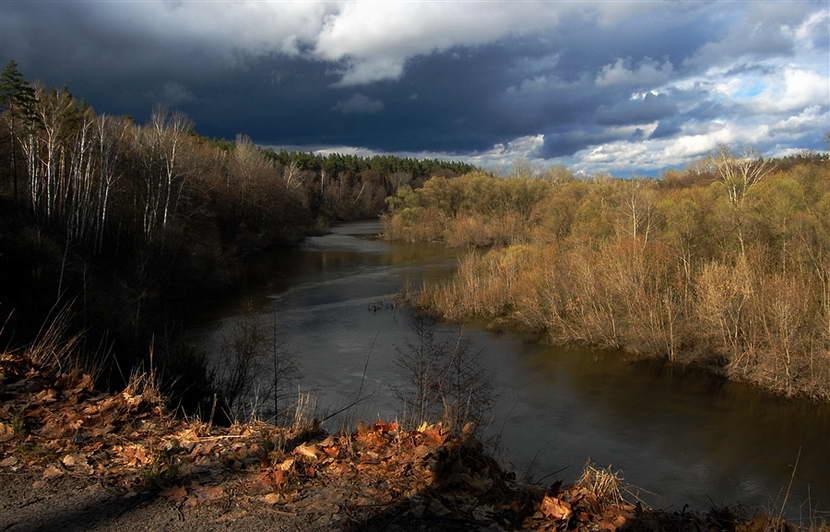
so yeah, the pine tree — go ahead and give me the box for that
[0,60,37,200]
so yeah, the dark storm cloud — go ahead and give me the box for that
[595,93,678,126]
[1,0,827,173]
[650,120,683,140]
[539,128,639,159]
[648,98,728,140]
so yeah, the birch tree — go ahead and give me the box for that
[134,109,191,244]
[710,146,773,255]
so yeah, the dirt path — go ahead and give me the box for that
[0,471,323,532]
[0,468,495,531]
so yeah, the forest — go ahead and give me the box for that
[0,61,471,410]
[384,151,830,399]
[4,0,830,527]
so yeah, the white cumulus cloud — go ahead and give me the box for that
[314,1,564,85]
[750,67,830,113]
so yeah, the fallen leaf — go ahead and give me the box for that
[0,456,19,467]
[278,457,295,471]
[35,388,58,403]
[421,427,445,445]
[62,454,83,467]
[71,374,94,394]
[271,469,286,487]
[540,495,572,521]
[124,393,144,408]
[322,446,339,458]
[261,493,281,505]
[0,423,14,442]
[83,441,104,453]
[292,443,317,460]
[120,444,150,467]
[43,464,64,479]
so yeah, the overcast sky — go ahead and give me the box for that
[2,0,828,175]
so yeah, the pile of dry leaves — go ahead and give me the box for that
[0,351,798,530]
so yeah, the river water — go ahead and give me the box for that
[189,220,830,519]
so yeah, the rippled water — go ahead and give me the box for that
[188,220,830,519]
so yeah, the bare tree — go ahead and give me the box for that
[15,87,123,251]
[438,330,493,432]
[709,146,774,255]
[270,304,299,424]
[395,316,492,433]
[215,307,299,423]
[395,316,441,427]
[620,181,654,246]
[283,159,302,189]
[216,314,268,419]
[133,109,191,244]
[93,115,128,252]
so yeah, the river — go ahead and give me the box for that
[188,220,830,520]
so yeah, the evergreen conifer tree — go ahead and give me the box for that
[0,60,37,199]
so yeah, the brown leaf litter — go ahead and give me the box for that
[0,351,808,530]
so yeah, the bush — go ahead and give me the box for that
[399,157,830,399]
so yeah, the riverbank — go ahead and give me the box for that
[0,71,476,420]
[383,158,830,402]
[190,219,830,518]
[0,348,805,531]
[409,242,830,402]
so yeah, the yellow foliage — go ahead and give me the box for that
[399,158,830,399]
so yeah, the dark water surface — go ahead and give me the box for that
[189,220,830,519]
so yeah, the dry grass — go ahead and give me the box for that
[26,305,82,372]
[419,239,830,399]
[291,390,318,432]
[124,365,164,407]
[576,462,626,509]
[390,157,830,400]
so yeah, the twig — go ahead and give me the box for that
[319,393,375,424]
[208,393,217,429]
[356,331,379,401]
[534,465,569,485]
[779,446,802,520]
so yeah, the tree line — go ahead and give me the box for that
[0,61,473,256]
[259,150,474,221]
[384,149,830,400]
[0,60,472,412]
